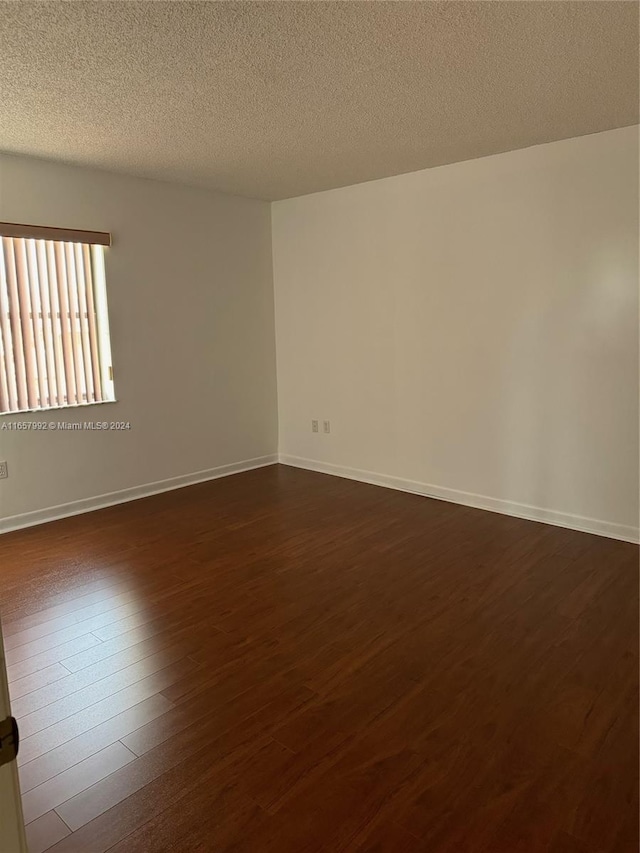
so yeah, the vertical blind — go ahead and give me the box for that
[0,224,114,414]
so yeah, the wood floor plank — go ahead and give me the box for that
[53,713,256,832]
[19,652,192,740]
[101,779,263,853]
[55,678,315,832]
[6,634,102,683]
[123,675,314,758]
[57,610,221,673]
[5,614,96,651]
[345,820,422,852]
[22,741,136,824]
[2,465,636,853]
[548,831,601,853]
[5,582,198,662]
[6,615,126,665]
[239,732,351,814]
[17,658,199,766]
[44,684,312,853]
[24,810,71,853]
[5,587,160,652]
[2,577,128,625]
[3,567,188,642]
[13,643,193,722]
[18,694,173,794]
[87,589,216,643]
[3,586,135,638]
[8,662,70,699]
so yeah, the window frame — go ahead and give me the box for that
[0,223,116,416]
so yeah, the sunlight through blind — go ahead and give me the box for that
[0,225,114,414]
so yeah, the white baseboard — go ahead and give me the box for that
[279,454,640,544]
[0,454,278,535]
[3,452,637,544]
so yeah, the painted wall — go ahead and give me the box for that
[272,126,639,540]
[0,154,278,524]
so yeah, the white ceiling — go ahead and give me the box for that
[1,1,638,201]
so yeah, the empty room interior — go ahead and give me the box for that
[0,2,638,852]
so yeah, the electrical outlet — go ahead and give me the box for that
[323,420,331,434]
[0,461,7,479]
[311,420,319,433]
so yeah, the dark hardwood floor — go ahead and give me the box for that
[0,464,637,853]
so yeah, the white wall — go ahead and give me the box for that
[0,154,278,526]
[2,129,637,540]
[273,126,639,541]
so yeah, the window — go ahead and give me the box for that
[0,222,115,414]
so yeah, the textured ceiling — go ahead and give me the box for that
[1,1,638,200]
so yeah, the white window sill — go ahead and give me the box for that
[0,399,118,417]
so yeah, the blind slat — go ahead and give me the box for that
[46,241,68,407]
[83,245,103,403]
[0,247,19,412]
[35,240,60,408]
[0,252,11,411]
[53,242,78,406]
[64,243,88,403]
[72,243,95,403]
[2,238,30,410]
[14,239,41,409]
[25,240,51,408]
[0,341,9,413]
